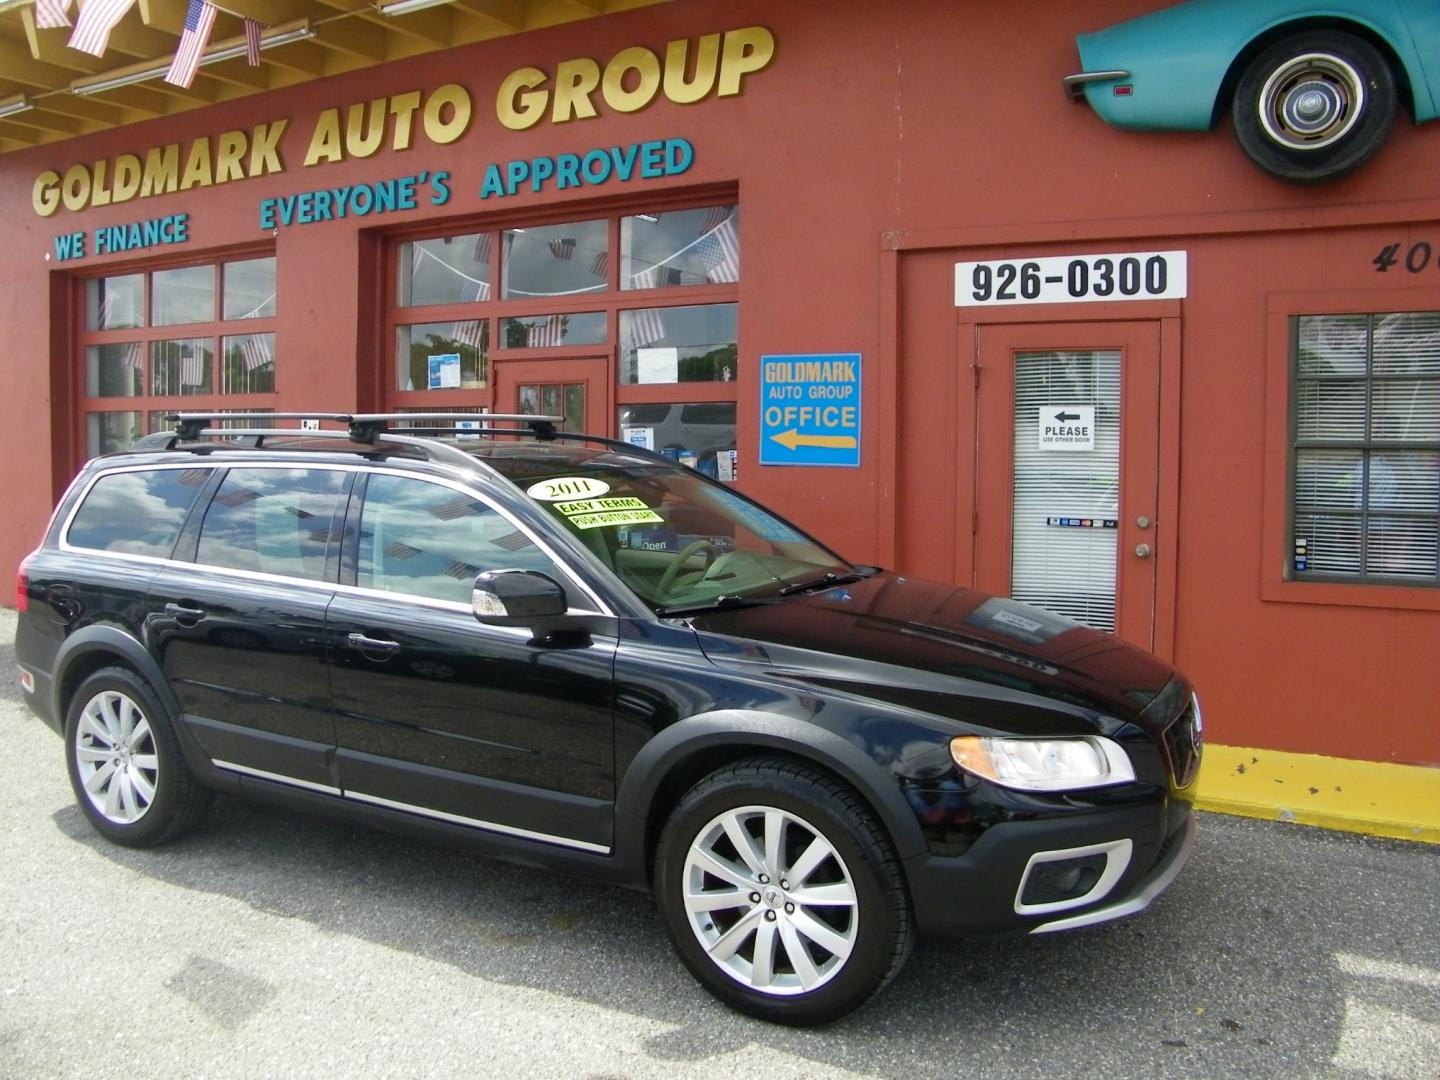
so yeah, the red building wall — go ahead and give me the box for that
[2,0,1437,765]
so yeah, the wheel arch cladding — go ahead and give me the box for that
[615,710,931,874]
[1216,18,1415,127]
[54,626,181,727]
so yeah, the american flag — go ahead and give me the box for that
[472,233,492,264]
[36,0,72,28]
[626,309,666,349]
[590,250,608,279]
[701,205,735,233]
[120,341,144,368]
[460,275,490,303]
[68,0,137,56]
[630,265,657,290]
[526,315,566,348]
[452,320,484,351]
[164,0,218,89]
[697,217,739,284]
[548,238,576,261]
[240,334,273,372]
[179,348,205,387]
[243,18,263,65]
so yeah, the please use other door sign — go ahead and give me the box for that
[760,353,861,467]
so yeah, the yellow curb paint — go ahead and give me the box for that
[1196,744,1440,844]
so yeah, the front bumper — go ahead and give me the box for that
[903,802,1195,937]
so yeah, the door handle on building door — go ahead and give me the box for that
[1134,544,1152,558]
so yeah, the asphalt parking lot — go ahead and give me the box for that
[2,612,1437,1080]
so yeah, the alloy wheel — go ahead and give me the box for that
[74,690,159,825]
[681,804,859,995]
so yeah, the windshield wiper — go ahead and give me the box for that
[655,594,777,617]
[776,571,868,596]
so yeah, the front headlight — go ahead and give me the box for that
[949,735,1136,792]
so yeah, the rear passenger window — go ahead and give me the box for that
[68,468,209,557]
[357,475,560,603]
[196,468,345,580]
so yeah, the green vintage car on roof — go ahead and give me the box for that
[1064,0,1440,184]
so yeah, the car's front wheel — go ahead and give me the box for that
[1231,30,1396,185]
[64,666,212,847]
[654,759,913,1025]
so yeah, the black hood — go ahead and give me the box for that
[687,572,1179,732]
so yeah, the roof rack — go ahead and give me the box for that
[131,411,682,471]
[129,412,564,470]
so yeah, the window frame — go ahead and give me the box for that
[381,193,741,419]
[340,468,611,615]
[74,250,279,462]
[1262,288,1440,611]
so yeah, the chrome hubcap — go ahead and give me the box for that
[681,805,858,996]
[1259,52,1364,150]
[74,690,158,825]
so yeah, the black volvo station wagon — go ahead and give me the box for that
[16,412,1202,1025]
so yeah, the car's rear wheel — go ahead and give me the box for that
[1232,30,1396,185]
[64,666,212,847]
[654,758,913,1025]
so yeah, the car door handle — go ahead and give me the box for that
[164,602,206,621]
[347,632,400,654]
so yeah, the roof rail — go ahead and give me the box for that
[162,411,563,442]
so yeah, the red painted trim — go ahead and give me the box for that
[885,199,1440,253]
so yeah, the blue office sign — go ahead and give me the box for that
[759,353,861,467]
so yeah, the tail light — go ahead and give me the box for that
[16,554,33,613]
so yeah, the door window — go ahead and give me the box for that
[195,468,346,579]
[356,475,561,603]
[1010,350,1122,631]
[67,467,211,557]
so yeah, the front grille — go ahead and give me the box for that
[1161,698,1202,787]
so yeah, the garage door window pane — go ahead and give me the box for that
[152,265,215,326]
[502,220,607,300]
[619,303,737,384]
[151,338,213,395]
[618,402,737,480]
[86,342,145,397]
[86,275,144,331]
[398,321,487,390]
[402,234,493,307]
[222,334,276,393]
[622,205,739,289]
[86,412,143,457]
[501,311,606,348]
[223,257,276,320]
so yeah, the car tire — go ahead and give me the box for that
[1231,30,1396,185]
[64,666,212,848]
[654,758,914,1026]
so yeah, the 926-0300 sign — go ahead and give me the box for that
[955,250,1188,307]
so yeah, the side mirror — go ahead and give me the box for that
[472,569,568,625]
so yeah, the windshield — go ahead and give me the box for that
[486,448,855,612]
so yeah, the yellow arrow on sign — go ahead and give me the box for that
[770,429,858,451]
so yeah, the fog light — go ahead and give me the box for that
[1020,854,1106,905]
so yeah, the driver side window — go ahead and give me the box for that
[357,474,561,604]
